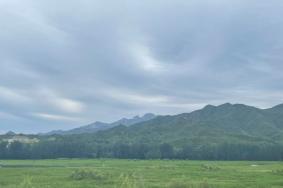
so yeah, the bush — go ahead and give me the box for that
[70,169,105,181]
[201,164,220,171]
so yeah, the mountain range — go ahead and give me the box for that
[82,103,283,146]
[2,103,283,160]
[43,113,156,135]
[11,103,283,145]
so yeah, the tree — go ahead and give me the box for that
[160,143,174,159]
[0,142,8,159]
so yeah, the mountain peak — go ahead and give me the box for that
[202,103,233,111]
[143,113,155,118]
[203,104,216,110]
[266,103,283,114]
[271,103,283,109]
[44,113,156,135]
[218,103,233,108]
[5,131,16,136]
[114,113,156,126]
[133,115,140,119]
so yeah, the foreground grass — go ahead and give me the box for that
[0,159,282,188]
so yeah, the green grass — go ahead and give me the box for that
[0,159,282,188]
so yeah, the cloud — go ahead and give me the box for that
[103,88,169,105]
[31,113,82,122]
[35,88,86,113]
[51,98,85,113]
[129,43,166,73]
[0,111,22,120]
[0,0,283,133]
[0,86,30,103]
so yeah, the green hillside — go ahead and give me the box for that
[1,103,283,160]
[91,103,283,145]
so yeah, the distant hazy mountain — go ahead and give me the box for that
[5,131,16,136]
[44,113,156,135]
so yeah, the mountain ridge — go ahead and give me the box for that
[2,103,283,160]
[90,103,283,146]
[43,113,156,135]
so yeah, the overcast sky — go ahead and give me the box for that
[1,0,283,133]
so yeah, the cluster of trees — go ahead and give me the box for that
[1,139,283,160]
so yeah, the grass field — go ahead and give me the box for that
[0,159,283,188]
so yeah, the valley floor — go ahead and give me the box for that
[0,159,282,188]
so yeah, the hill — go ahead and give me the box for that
[90,103,283,146]
[44,113,156,135]
[40,103,283,160]
[2,103,283,160]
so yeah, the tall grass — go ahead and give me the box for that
[116,173,145,188]
[167,180,215,188]
[18,176,34,188]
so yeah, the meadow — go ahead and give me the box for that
[0,159,282,188]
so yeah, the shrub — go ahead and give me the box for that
[70,169,105,181]
[201,164,220,171]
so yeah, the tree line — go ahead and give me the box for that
[0,140,283,160]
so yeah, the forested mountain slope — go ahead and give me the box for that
[2,103,283,160]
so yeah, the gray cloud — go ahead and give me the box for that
[0,0,283,133]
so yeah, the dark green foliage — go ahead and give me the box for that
[2,103,283,160]
[160,143,174,159]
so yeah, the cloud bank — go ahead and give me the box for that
[0,0,283,133]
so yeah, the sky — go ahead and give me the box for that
[1,0,283,133]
